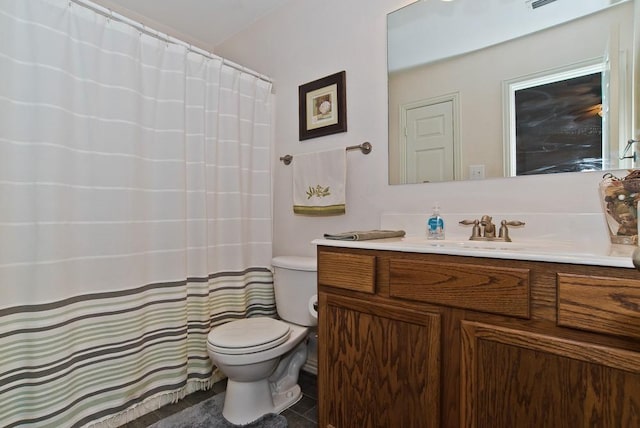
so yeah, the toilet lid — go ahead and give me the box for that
[207,318,291,355]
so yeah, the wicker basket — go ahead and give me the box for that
[599,174,640,245]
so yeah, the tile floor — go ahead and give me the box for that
[120,370,318,427]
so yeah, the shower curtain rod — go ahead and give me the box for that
[69,0,273,85]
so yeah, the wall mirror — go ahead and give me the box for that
[387,0,637,184]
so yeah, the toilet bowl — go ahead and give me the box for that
[206,256,317,425]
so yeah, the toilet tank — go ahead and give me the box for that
[272,256,317,327]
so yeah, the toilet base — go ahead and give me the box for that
[272,383,302,413]
[269,337,306,412]
[221,340,308,425]
[222,378,272,425]
[221,379,302,425]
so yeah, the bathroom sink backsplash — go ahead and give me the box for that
[380,211,611,249]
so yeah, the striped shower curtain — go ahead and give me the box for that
[0,0,274,426]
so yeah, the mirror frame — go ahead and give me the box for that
[387,0,637,185]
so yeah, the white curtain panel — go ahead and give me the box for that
[0,0,274,426]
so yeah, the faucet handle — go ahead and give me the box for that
[459,219,481,239]
[498,220,525,242]
[459,219,478,226]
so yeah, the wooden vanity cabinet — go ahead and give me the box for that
[317,249,441,428]
[460,320,640,427]
[320,292,441,428]
[317,246,640,428]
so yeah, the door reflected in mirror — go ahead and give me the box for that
[402,94,459,183]
[388,0,636,185]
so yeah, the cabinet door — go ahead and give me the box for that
[319,292,441,428]
[461,321,640,428]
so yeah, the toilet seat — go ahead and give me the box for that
[208,318,291,355]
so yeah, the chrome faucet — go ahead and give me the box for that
[459,216,525,242]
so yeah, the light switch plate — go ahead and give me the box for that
[469,164,485,180]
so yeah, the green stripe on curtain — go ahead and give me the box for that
[0,269,275,428]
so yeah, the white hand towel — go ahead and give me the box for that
[293,148,346,216]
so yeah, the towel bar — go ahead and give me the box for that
[279,142,372,165]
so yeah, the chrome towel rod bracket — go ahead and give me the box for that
[279,142,372,165]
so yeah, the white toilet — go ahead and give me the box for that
[206,256,318,425]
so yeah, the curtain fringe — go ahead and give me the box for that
[87,370,226,428]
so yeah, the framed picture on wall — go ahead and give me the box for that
[298,71,347,141]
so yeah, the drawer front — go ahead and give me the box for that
[318,250,376,293]
[389,259,530,318]
[558,273,640,339]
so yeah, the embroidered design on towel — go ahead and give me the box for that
[307,185,331,199]
[292,148,346,216]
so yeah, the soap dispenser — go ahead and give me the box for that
[427,203,445,240]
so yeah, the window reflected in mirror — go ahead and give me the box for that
[505,64,604,176]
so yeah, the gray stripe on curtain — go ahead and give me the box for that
[1,268,276,427]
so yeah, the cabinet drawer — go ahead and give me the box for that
[318,250,376,293]
[558,273,640,339]
[389,259,530,318]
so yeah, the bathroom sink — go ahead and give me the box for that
[398,236,581,254]
[424,240,527,251]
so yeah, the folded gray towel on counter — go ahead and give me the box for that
[323,229,406,241]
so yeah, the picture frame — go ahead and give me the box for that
[298,71,347,141]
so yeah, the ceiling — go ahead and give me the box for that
[90,0,291,49]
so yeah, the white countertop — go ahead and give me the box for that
[312,236,637,269]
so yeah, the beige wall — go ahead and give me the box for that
[389,3,633,182]
[216,0,635,258]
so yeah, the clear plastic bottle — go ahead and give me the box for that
[427,203,445,240]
